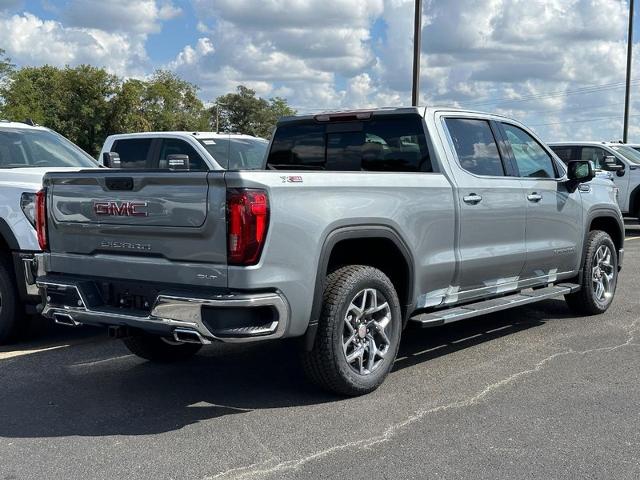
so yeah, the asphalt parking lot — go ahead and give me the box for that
[1,226,639,480]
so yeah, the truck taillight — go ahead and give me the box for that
[35,189,48,250]
[227,189,269,266]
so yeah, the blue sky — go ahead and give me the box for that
[1,0,639,141]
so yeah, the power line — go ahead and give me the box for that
[528,113,640,128]
[462,79,640,108]
[498,101,628,117]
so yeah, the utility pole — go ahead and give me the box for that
[411,0,423,106]
[624,0,634,142]
[214,102,228,133]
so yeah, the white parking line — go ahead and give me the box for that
[627,236,640,241]
[0,344,69,360]
[71,355,133,367]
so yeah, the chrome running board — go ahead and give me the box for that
[409,284,581,328]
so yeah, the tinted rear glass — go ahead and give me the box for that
[266,114,432,172]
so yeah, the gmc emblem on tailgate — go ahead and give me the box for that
[94,201,148,217]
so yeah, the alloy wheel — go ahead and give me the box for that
[342,288,392,376]
[592,245,615,303]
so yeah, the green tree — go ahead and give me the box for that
[214,85,296,138]
[107,78,151,133]
[142,70,210,132]
[1,64,117,155]
[59,65,119,155]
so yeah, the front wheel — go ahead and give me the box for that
[565,230,618,315]
[302,265,402,396]
[122,334,202,362]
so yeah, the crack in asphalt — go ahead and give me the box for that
[205,318,640,480]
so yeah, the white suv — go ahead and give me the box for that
[549,141,640,219]
[99,132,269,171]
[0,121,98,343]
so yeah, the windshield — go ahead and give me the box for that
[198,137,268,170]
[0,128,97,169]
[610,145,640,165]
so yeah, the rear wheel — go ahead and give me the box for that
[122,334,202,362]
[302,265,402,396]
[565,230,618,315]
[0,254,21,345]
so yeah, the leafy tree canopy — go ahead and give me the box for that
[214,85,296,139]
[0,63,295,156]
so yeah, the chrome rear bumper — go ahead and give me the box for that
[36,275,289,344]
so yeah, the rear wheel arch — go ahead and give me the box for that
[304,226,415,351]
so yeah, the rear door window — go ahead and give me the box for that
[111,138,154,169]
[266,114,432,172]
[444,118,505,176]
[158,139,207,170]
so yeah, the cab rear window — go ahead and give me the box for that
[266,114,432,172]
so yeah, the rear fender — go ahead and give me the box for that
[303,225,415,351]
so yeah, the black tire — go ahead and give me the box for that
[0,254,21,345]
[302,265,402,396]
[565,230,618,316]
[122,334,202,362]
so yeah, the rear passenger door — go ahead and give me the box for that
[500,123,582,282]
[443,117,527,299]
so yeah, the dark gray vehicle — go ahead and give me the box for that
[34,107,624,395]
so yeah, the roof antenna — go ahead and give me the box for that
[23,118,36,126]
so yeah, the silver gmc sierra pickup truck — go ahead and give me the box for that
[35,107,624,395]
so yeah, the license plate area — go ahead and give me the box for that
[96,280,160,315]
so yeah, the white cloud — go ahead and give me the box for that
[2,0,640,141]
[173,0,384,108]
[170,38,214,68]
[0,12,148,76]
[63,0,181,35]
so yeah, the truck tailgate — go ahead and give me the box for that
[44,170,228,288]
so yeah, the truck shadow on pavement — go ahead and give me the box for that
[0,299,573,439]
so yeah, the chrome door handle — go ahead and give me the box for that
[527,193,542,202]
[463,193,482,205]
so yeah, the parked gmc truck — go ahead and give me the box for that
[35,107,623,395]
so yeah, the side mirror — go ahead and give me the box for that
[167,154,190,171]
[102,151,121,168]
[567,160,595,183]
[601,156,624,172]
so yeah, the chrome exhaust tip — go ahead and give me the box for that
[53,313,81,327]
[173,328,210,345]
